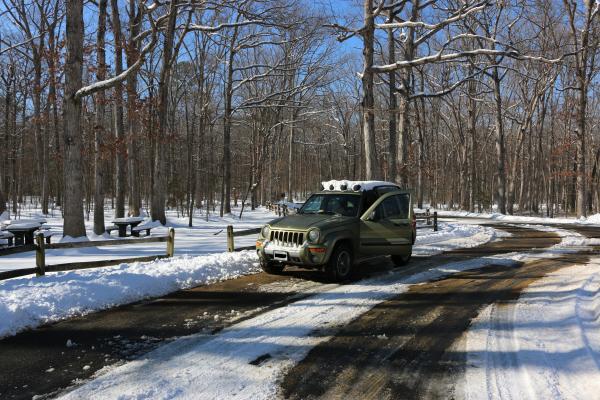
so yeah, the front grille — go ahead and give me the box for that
[270,230,305,247]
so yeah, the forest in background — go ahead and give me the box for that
[0,0,599,237]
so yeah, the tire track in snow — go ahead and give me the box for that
[283,226,596,400]
[464,227,600,400]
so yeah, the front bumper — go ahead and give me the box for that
[257,239,328,267]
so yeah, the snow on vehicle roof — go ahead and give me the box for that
[321,180,399,192]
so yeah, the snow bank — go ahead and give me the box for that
[587,213,600,224]
[0,251,259,339]
[414,222,503,256]
[440,210,600,225]
[463,258,600,400]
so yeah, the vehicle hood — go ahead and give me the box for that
[268,214,355,231]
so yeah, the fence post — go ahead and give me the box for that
[35,232,45,276]
[426,208,431,225]
[433,212,438,232]
[227,225,235,252]
[166,228,175,257]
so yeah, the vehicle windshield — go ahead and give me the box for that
[299,194,361,217]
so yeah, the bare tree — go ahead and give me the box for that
[562,0,599,217]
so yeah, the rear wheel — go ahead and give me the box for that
[326,244,354,282]
[261,259,285,274]
[391,253,411,267]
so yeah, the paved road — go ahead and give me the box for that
[0,222,597,399]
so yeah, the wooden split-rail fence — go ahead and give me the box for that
[415,210,438,231]
[266,202,289,217]
[0,228,175,281]
[226,226,261,252]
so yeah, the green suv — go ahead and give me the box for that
[256,181,416,281]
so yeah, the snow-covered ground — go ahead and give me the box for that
[0,206,273,272]
[439,210,600,225]
[56,226,591,399]
[0,221,494,339]
[414,223,504,256]
[463,236,600,400]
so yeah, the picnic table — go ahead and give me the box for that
[0,231,14,246]
[111,217,145,237]
[2,222,45,245]
[1,218,47,228]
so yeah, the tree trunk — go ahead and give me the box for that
[32,48,49,215]
[287,120,294,201]
[127,0,142,217]
[110,0,126,218]
[151,1,178,224]
[221,26,238,216]
[387,25,397,181]
[63,0,86,237]
[575,87,587,217]
[467,78,477,212]
[2,67,12,216]
[93,0,108,235]
[361,0,379,180]
[47,23,62,206]
[492,69,507,214]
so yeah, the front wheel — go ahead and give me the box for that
[391,253,411,267]
[325,244,354,282]
[260,259,285,274]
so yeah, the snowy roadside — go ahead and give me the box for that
[463,236,600,400]
[0,251,260,339]
[0,222,494,340]
[439,210,600,225]
[56,226,586,400]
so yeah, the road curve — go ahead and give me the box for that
[281,225,597,400]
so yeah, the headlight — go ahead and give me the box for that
[261,225,271,239]
[307,228,320,243]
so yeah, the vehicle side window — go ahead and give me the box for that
[363,190,378,211]
[394,194,410,219]
[381,196,402,219]
[372,203,385,221]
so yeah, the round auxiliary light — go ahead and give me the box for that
[353,184,362,191]
[329,184,335,190]
[261,225,271,239]
[340,183,348,191]
[307,228,320,243]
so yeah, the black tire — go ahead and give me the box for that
[325,244,354,282]
[391,253,411,267]
[260,259,285,274]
